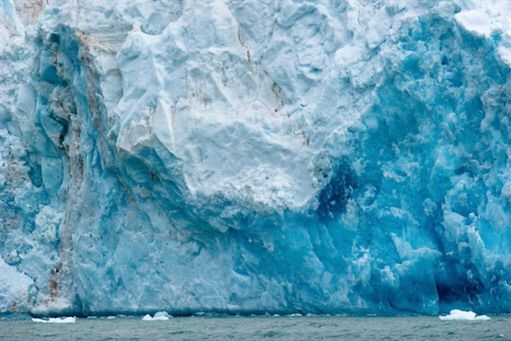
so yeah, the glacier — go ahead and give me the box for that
[0,0,511,316]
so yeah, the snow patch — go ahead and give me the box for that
[455,1,511,65]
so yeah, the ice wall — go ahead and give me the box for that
[0,0,510,315]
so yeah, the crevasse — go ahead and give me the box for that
[0,0,510,316]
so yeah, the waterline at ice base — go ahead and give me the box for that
[1,0,511,317]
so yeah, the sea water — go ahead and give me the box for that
[1,315,510,340]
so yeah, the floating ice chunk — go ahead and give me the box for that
[32,317,76,323]
[154,311,171,319]
[141,311,171,321]
[439,310,490,321]
[439,309,475,320]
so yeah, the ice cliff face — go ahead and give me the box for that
[1,0,511,316]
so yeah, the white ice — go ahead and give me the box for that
[32,317,77,323]
[439,310,490,321]
[141,311,171,321]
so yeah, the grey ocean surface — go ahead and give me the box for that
[1,316,510,340]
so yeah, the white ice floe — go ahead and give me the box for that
[141,311,171,321]
[32,317,76,323]
[439,310,490,321]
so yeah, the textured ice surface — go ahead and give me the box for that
[0,257,33,311]
[1,0,511,316]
